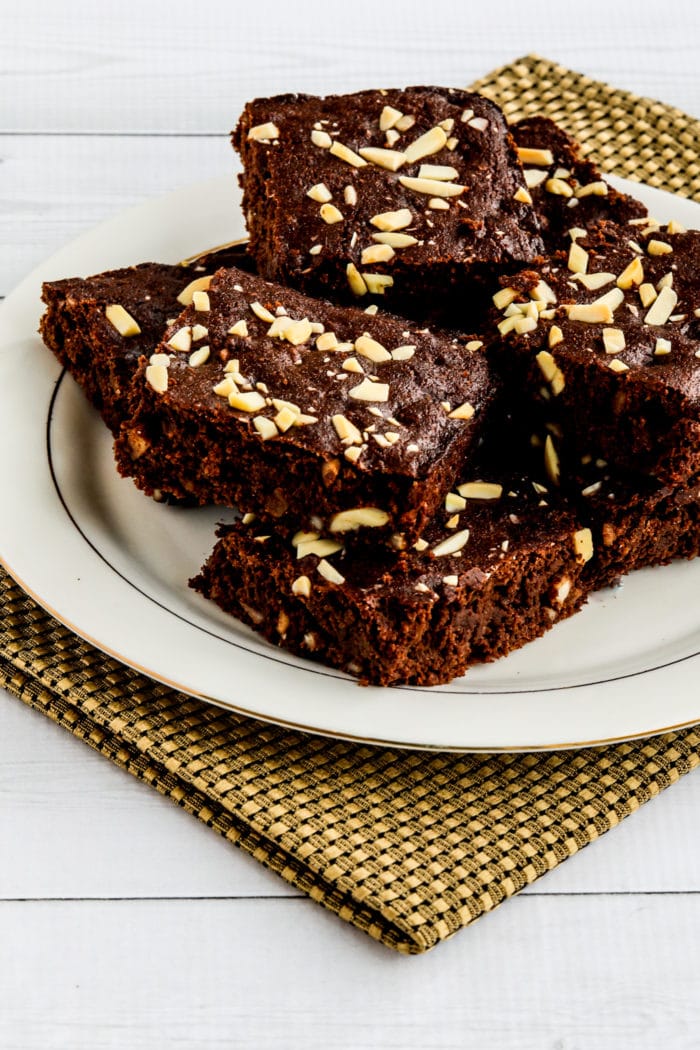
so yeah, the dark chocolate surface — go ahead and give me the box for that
[233,86,544,322]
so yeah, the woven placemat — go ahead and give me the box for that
[3,55,700,954]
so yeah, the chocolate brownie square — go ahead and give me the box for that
[489,220,700,483]
[510,116,647,250]
[115,264,496,542]
[191,466,591,687]
[233,87,544,323]
[39,243,253,433]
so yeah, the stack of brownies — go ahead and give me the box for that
[39,86,700,686]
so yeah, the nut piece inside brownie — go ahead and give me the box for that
[510,116,647,250]
[115,264,497,542]
[191,464,591,687]
[39,243,254,433]
[488,220,700,483]
[233,86,544,323]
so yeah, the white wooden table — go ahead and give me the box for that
[3,3,700,1046]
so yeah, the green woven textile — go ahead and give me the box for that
[2,55,699,953]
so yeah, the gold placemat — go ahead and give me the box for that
[2,55,700,954]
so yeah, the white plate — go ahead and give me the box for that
[1,175,699,752]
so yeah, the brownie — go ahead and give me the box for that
[510,116,647,250]
[563,456,700,590]
[191,467,591,687]
[488,220,700,483]
[115,264,497,542]
[232,87,544,325]
[39,243,253,433]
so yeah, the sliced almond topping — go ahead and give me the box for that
[191,324,208,341]
[248,122,279,141]
[616,256,645,289]
[319,203,344,225]
[466,340,483,350]
[567,303,614,324]
[667,219,686,234]
[548,325,564,348]
[647,239,673,256]
[524,169,548,188]
[188,346,210,368]
[657,272,674,290]
[332,414,363,444]
[229,390,266,412]
[403,125,447,163]
[439,117,455,133]
[497,316,519,336]
[145,363,168,393]
[602,328,625,355]
[467,117,488,131]
[358,146,406,171]
[349,378,389,402]
[513,186,533,204]
[654,338,672,356]
[355,335,391,363]
[546,178,573,197]
[317,559,345,585]
[167,326,192,352]
[342,357,364,374]
[391,344,416,361]
[192,290,210,312]
[329,507,389,532]
[249,301,276,323]
[379,105,403,131]
[395,114,415,132]
[316,331,338,352]
[608,359,629,373]
[428,197,450,210]
[329,141,367,168]
[253,416,278,441]
[573,527,594,564]
[285,318,314,346]
[307,182,333,203]
[531,280,557,304]
[493,287,517,310]
[568,242,589,274]
[638,283,657,308]
[228,320,249,338]
[343,185,358,206]
[385,129,401,148]
[644,285,678,326]
[371,232,418,248]
[361,244,395,265]
[105,304,141,337]
[296,538,343,560]
[292,575,311,598]
[310,129,332,148]
[575,181,608,198]
[344,446,363,463]
[576,272,616,291]
[516,146,554,166]
[457,482,503,500]
[398,175,465,198]
[273,406,298,432]
[417,164,459,181]
[536,350,565,394]
[370,208,413,231]
[177,275,213,307]
[346,263,368,296]
[544,434,560,486]
[432,529,470,557]
[514,316,537,335]
[363,274,394,295]
[149,353,170,367]
[445,492,466,512]
[213,376,236,398]
[460,108,474,123]
[448,401,475,420]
